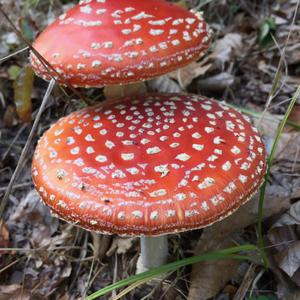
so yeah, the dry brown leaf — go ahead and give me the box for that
[277,241,300,278]
[7,190,59,248]
[92,233,112,259]
[0,285,31,300]
[188,238,240,300]
[58,295,69,300]
[286,76,300,86]
[197,185,293,243]
[197,72,235,92]
[284,291,300,300]
[272,201,300,228]
[0,219,9,255]
[287,105,300,130]
[148,75,182,93]
[13,66,34,123]
[268,224,300,284]
[286,44,300,66]
[189,183,295,299]
[169,61,212,88]
[233,264,257,300]
[267,202,300,280]
[210,33,243,69]
[106,237,136,256]
[254,113,300,160]
[8,190,54,225]
[167,33,243,89]
[104,82,147,103]
[3,105,18,127]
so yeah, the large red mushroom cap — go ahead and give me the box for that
[32,93,266,236]
[30,0,211,87]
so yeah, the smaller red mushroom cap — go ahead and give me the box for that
[30,0,211,87]
[32,93,266,236]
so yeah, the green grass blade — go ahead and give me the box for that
[86,244,257,300]
[111,276,163,300]
[257,85,300,266]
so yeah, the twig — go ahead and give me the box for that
[257,84,300,267]
[258,0,300,126]
[0,4,92,105]
[0,79,56,218]
[0,181,33,193]
[233,264,257,300]
[0,259,20,274]
[0,47,29,64]
[112,252,119,299]
[2,124,27,161]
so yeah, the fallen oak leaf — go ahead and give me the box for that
[168,33,243,89]
[197,72,235,92]
[189,182,295,300]
[188,238,241,300]
[0,220,10,255]
[287,105,300,132]
[106,237,136,256]
[195,184,294,244]
[272,201,300,228]
[0,285,31,300]
[148,75,183,93]
[276,241,300,278]
[267,201,300,281]
[13,65,34,123]
[209,33,243,69]
[168,61,212,88]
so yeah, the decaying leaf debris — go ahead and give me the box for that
[0,0,299,299]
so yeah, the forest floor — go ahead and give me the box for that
[0,0,300,299]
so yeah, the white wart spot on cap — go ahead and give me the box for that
[213,136,224,145]
[71,147,80,155]
[96,155,107,163]
[32,92,266,237]
[85,134,95,142]
[175,193,187,201]
[176,153,191,162]
[118,211,125,220]
[231,146,241,154]
[146,147,161,154]
[80,5,92,14]
[198,177,215,190]
[132,210,143,219]
[150,189,167,197]
[150,211,159,220]
[86,146,95,154]
[121,153,135,161]
[192,132,201,139]
[127,167,139,175]
[105,140,115,149]
[192,144,204,151]
[166,210,176,218]
[222,161,232,171]
[154,165,169,177]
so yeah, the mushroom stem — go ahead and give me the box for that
[136,236,168,274]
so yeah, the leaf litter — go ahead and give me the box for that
[0,0,299,299]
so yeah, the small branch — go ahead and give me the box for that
[0,47,29,64]
[0,5,92,105]
[0,79,56,218]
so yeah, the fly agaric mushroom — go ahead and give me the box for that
[30,0,211,87]
[32,93,266,273]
